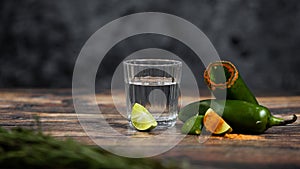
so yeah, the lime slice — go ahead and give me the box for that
[130,103,157,131]
[203,108,232,134]
[181,115,203,135]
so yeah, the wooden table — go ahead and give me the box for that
[0,89,300,169]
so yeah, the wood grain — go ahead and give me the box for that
[0,89,299,169]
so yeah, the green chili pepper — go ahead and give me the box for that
[204,61,258,105]
[179,99,297,134]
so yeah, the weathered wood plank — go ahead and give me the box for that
[0,89,299,168]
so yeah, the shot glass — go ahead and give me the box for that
[123,59,182,129]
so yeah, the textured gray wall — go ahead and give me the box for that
[0,0,299,94]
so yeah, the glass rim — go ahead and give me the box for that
[123,59,182,67]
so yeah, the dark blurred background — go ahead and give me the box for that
[0,0,300,94]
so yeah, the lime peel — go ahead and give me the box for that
[203,108,232,134]
[181,115,203,135]
[130,103,157,131]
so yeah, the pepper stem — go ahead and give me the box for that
[282,114,297,125]
[268,114,297,127]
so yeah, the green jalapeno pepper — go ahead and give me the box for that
[179,99,297,134]
[204,61,259,105]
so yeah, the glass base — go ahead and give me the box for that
[128,118,177,130]
[155,119,177,129]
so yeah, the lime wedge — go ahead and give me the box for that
[130,103,157,131]
[203,108,232,134]
[181,115,203,135]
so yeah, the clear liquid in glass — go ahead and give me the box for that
[126,76,179,129]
